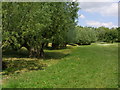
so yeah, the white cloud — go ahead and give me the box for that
[86,20,118,28]
[79,2,118,16]
[79,14,85,19]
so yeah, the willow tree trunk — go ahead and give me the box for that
[39,43,45,58]
[44,42,48,48]
[52,43,59,49]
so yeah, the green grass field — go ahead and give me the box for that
[2,43,118,88]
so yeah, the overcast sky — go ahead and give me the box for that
[77,1,119,28]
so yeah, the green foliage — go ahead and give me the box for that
[2,2,79,57]
[2,31,20,50]
[66,26,118,45]
[69,26,118,45]
[104,28,118,43]
[75,26,97,45]
[96,27,118,43]
[117,27,120,42]
[50,2,79,48]
[66,28,77,43]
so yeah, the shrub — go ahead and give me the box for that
[104,29,118,43]
[75,26,97,45]
[96,27,118,43]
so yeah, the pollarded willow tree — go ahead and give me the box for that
[2,2,79,58]
[2,2,53,57]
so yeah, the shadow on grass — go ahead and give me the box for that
[44,52,70,59]
[2,50,29,58]
[44,47,67,50]
[2,60,47,75]
[3,48,70,60]
[2,48,71,75]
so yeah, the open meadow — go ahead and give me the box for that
[2,43,118,88]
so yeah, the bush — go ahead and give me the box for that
[75,26,97,45]
[104,29,118,43]
[96,27,118,43]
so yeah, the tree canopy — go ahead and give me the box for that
[2,2,79,58]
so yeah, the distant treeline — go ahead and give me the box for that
[68,26,119,45]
